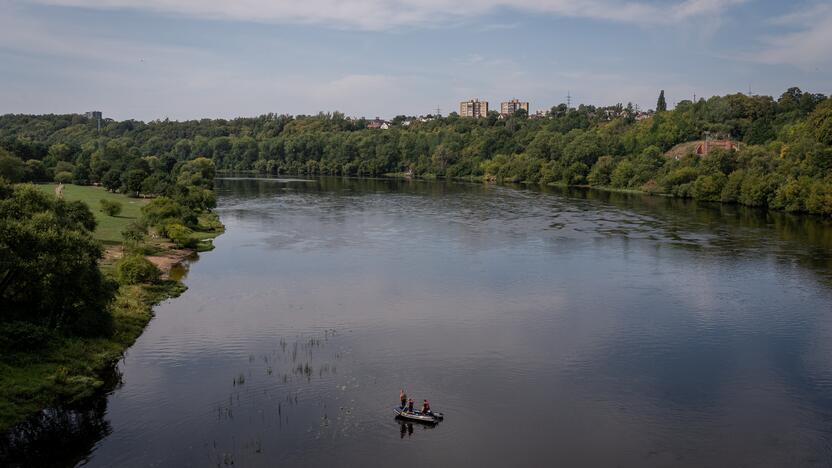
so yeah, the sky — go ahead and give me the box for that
[0,0,830,121]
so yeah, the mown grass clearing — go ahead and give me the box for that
[36,184,148,245]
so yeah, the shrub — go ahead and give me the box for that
[610,160,636,188]
[587,156,615,186]
[164,222,198,248]
[771,177,809,212]
[116,255,161,285]
[121,222,146,246]
[692,174,727,202]
[641,179,661,194]
[806,181,832,216]
[54,171,73,184]
[563,161,588,185]
[671,182,695,198]
[141,196,196,227]
[661,166,700,191]
[739,173,782,207]
[720,170,745,203]
[100,199,122,217]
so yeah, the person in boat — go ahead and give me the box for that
[421,399,431,415]
[407,398,415,412]
[400,389,407,408]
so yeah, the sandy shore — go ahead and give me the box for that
[105,244,195,279]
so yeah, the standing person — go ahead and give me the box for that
[407,398,414,412]
[400,389,407,408]
[421,399,431,415]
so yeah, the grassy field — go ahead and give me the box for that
[36,184,148,245]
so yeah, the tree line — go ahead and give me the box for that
[1,87,831,215]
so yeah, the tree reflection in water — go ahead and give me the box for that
[0,368,120,467]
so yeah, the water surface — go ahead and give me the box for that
[9,177,832,467]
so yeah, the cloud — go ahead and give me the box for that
[747,3,832,68]
[0,0,762,120]
[31,0,747,30]
[0,9,206,66]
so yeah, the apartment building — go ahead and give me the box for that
[500,99,529,116]
[460,99,488,118]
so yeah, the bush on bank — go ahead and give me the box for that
[116,255,161,285]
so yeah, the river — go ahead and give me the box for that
[9,177,832,466]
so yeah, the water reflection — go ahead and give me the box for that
[0,405,110,467]
[0,368,120,467]
[399,421,413,439]
[167,264,186,282]
[397,420,437,439]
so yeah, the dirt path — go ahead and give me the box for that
[104,247,124,262]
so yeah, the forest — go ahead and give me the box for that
[1,87,831,215]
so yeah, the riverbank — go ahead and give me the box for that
[263,171,832,218]
[0,185,224,432]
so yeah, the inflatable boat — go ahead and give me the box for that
[393,406,444,424]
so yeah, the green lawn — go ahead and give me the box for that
[37,184,148,245]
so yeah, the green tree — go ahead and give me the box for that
[121,222,146,249]
[805,181,832,216]
[0,149,25,182]
[122,169,148,197]
[45,143,73,166]
[610,160,636,188]
[692,174,727,201]
[0,183,114,335]
[657,90,667,113]
[176,157,215,190]
[587,156,615,186]
[24,160,48,182]
[102,169,122,192]
[808,99,832,145]
[100,199,122,217]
